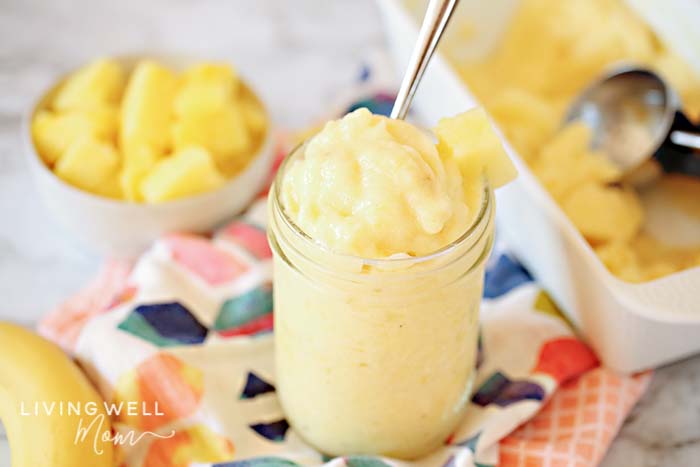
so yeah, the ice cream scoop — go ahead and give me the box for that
[565,67,700,182]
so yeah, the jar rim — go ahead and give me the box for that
[270,140,494,269]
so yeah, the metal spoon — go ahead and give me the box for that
[390,0,460,120]
[565,67,700,181]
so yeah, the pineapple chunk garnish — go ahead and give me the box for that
[172,104,251,167]
[140,147,225,203]
[120,61,177,154]
[435,107,517,188]
[32,108,118,165]
[52,59,125,111]
[174,63,239,116]
[54,135,120,193]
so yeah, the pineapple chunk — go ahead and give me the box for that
[32,108,118,165]
[53,59,125,111]
[85,107,119,139]
[95,172,124,200]
[182,62,239,86]
[172,105,251,166]
[174,63,238,116]
[140,147,225,203]
[54,135,120,193]
[120,145,160,201]
[120,61,177,154]
[563,183,643,243]
[435,107,517,188]
[240,94,268,136]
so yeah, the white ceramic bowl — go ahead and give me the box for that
[23,56,276,258]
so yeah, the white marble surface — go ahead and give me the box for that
[0,1,698,466]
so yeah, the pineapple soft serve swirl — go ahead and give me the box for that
[280,108,488,258]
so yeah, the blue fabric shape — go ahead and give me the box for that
[250,419,290,442]
[215,285,274,331]
[359,64,371,82]
[240,372,276,399]
[121,302,208,346]
[214,458,299,467]
[472,371,545,407]
[346,93,396,117]
[484,254,533,299]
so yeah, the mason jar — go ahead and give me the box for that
[268,142,495,460]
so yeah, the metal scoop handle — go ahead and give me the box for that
[656,112,700,177]
[670,130,700,150]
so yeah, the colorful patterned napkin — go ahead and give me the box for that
[39,89,650,467]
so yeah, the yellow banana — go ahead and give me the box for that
[0,322,113,466]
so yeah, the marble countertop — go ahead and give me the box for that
[0,0,698,465]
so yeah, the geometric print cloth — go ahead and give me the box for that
[39,96,651,467]
[38,194,650,467]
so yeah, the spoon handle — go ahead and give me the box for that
[390,0,460,120]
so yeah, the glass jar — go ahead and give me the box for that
[268,142,495,460]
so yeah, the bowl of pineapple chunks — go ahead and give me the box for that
[25,56,275,256]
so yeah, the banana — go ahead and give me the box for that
[0,322,113,467]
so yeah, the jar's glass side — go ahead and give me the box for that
[272,252,488,458]
[268,141,496,460]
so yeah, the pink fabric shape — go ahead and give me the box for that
[38,259,133,352]
[219,222,272,259]
[163,234,249,286]
[500,368,652,467]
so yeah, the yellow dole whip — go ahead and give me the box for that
[269,108,515,459]
[0,322,113,467]
[451,0,700,282]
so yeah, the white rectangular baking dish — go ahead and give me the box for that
[378,0,700,374]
